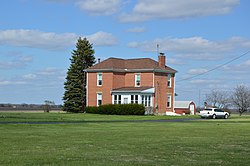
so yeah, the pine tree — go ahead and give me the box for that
[63,37,95,113]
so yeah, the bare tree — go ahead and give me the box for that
[205,89,230,108]
[43,100,55,113]
[231,85,250,116]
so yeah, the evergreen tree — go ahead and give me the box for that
[63,37,95,112]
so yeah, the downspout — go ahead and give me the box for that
[86,72,88,107]
[156,81,159,115]
[173,74,175,113]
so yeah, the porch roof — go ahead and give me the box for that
[111,86,154,93]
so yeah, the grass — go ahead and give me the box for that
[0,113,249,165]
[0,112,198,122]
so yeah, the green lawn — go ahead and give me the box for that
[0,112,198,122]
[0,113,249,166]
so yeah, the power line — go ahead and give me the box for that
[176,50,250,83]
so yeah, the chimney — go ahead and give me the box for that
[98,58,100,63]
[158,52,166,68]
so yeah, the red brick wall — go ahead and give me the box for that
[87,72,113,106]
[141,73,154,87]
[87,71,175,115]
[154,73,175,114]
[125,72,153,87]
[124,73,134,87]
[113,73,125,89]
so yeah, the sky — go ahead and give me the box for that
[0,0,250,106]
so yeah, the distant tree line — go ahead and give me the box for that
[0,103,62,111]
[205,85,250,116]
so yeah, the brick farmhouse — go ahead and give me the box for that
[86,53,177,114]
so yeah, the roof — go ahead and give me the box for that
[86,57,177,73]
[174,101,195,108]
[111,86,154,93]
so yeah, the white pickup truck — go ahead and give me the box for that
[200,108,230,119]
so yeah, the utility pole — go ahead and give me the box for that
[198,89,201,108]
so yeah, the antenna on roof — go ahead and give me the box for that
[157,44,159,55]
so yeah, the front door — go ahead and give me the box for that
[124,98,128,104]
[190,104,195,115]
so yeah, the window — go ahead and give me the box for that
[114,95,121,104]
[141,95,152,107]
[97,93,102,106]
[131,95,138,104]
[167,94,171,108]
[97,73,102,86]
[135,95,138,104]
[118,95,121,104]
[148,96,151,107]
[167,74,171,87]
[114,95,117,104]
[135,74,141,87]
[145,96,148,106]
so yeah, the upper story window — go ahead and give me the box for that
[97,73,102,86]
[135,74,141,87]
[167,74,171,87]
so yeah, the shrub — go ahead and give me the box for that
[84,106,98,114]
[85,104,145,115]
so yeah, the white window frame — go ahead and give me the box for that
[167,74,171,87]
[97,73,102,86]
[131,94,139,104]
[167,94,171,108]
[141,95,152,107]
[135,74,141,87]
[97,93,102,106]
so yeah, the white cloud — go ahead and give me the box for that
[168,58,186,65]
[0,55,33,69]
[223,59,250,74]
[87,31,118,46]
[120,0,239,22]
[187,68,208,75]
[190,79,220,84]
[243,60,250,66]
[0,29,77,50]
[23,74,37,80]
[0,29,118,50]
[76,0,122,15]
[38,67,61,76]
[128,36,250,61]
[126,27,146,33]
[0,80,26,86]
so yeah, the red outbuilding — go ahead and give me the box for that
[174,101,196,115]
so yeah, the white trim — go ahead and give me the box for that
[141,88,155,93]
[135,73,141,87]
[173,75,175,111]
[97,92,102,106]
[86,72,88,106]
[167,94,171,108]
[111,93,153,107]
[97,73,102,86]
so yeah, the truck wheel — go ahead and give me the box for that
[212,114,216,119]
[224,114,228,119]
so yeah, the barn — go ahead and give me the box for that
[174,101,196,115]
